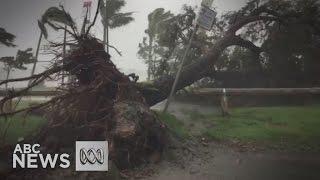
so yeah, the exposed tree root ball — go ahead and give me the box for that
[110,101,166,169]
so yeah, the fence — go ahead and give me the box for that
[1,88,320,115]
[2,87,320,97]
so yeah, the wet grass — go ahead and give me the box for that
[156,112,189,138]
[0,100,47,144]
[2,103,320,151]
[0,115,47,144]
[195,106,320,151]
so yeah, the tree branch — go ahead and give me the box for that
[232,35,262,54]
[227,15,279,35]
[100,41,122,56]
[250,5,281,17]
[0,97,57,117]
[0,65,63,86]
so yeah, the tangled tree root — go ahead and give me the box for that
[39,38,167,169]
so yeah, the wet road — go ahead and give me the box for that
[147,100,320,180]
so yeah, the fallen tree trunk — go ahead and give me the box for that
[140,35,243,106]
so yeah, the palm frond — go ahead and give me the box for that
[109,12,134,28]
[38,6,76,38]
[100,0,125,19]
[100,0,133,28]
[0,28,16,47]
[0,57,15,67]
[41,7,75,26]
[16,48,36,64]
[108,0,126,17]
[147,8,173,37]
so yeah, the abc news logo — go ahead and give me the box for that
[76,141,108,171]
[12,141,108,171]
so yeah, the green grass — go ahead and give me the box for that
[156,112,189,138]
[0,100,47,144]
[2,104,320,151]
[198,106,320,150]
[0,114,47,144]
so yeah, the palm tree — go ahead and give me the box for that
[37,6,77,39]
[0,48,36,89]
[99,0,134,52]
[139,8,173,80]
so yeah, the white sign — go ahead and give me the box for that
[197,5,217,30]
[75,141,108,171]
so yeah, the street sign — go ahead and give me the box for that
[197,5,217,30]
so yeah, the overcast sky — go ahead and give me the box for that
[0,0,247,87]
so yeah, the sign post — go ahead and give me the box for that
[162,25,199,113]
[163,3,216,113]
[197,6,217,30]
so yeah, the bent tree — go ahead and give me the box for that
[0,0,319,178]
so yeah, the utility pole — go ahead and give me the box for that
[103,0,109,53]
[162,25,199,113]
[62,25,67,85]
[163,1,216,113]
[29,32,43,86]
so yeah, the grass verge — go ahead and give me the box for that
[197,106,320,151]
[155,111,189,138]
[0,114,47,144]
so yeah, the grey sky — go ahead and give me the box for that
[0,0,247,87]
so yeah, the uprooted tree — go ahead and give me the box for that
[1,1,166,176]
[0,0,320,178]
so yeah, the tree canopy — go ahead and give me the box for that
[99,0,134,29]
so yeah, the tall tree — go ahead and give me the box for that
[0,48,36,89]
[100,0,133,29]
[138,6,214,80]
[138,8,173,80]
[100,0,134,52]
